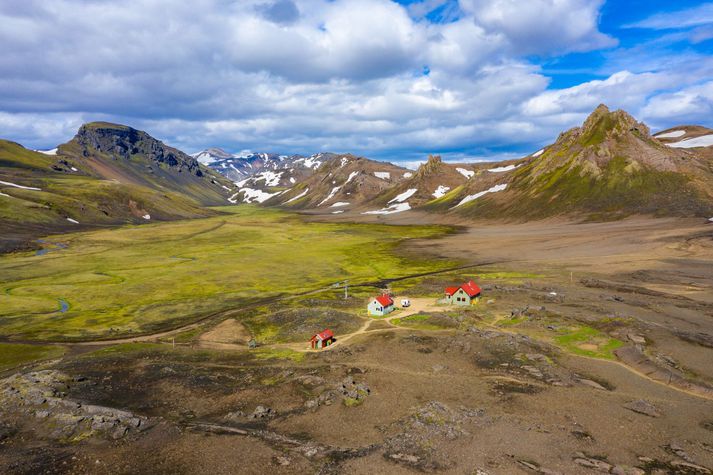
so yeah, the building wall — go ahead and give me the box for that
[451,288,472,306]
[368,300,393,316]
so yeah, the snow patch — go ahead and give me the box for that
[331,210,345,214]
[667,134,713,149]
[319,185,342,206]
[289,177,296,184]
[253,171,283,187]
[37,148,58,156]
[389,188,417,204]
[453,184,508,208]
[230,188,280,204]
[284,188,309,204]
[194,151,217,165]
[0,192,11,197]
[70,167,78,172]
[66,218,79,224]
[331,202,349,207]
[298,154,323,169]
[488,164,519,173]
[432,185,450,199]
[340,157,349,168]
[655,130,686,139]
[374,171,390,180]
[403,172,413,178]
[0,180,41,191]
[142,214,151,220]
[345,171,359,184]
[221,185,231,191]
[532,149,545,157]
[362,202,411,215]
[456,168,475,179]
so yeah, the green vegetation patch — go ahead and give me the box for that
[245,307,363,344]
[0,206,455,341]
[554,326,623,360]
[0,343,65,372]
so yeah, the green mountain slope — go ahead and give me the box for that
[434,105,713,220]
[0,123,237,252]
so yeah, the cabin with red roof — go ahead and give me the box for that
[368,294,395,316]
[311,329,335,349]
[444,280,481,306]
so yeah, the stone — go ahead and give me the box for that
[574,457,612,472]
[578,378,607,391]
[627,334,646,345]
[390,453,419,464]
[611,466,645,475]
[623,399,661,418]
[670,461,711,474]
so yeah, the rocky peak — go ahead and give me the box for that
[415,155,443,178]
[71,122,203,175]
[578,104,651,145]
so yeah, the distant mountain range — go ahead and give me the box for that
[2,105,712,251]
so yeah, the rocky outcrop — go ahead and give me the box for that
[0,370,149,442]
[71,122,204,177]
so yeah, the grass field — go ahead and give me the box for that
[0,206,455,341]
[0,343,65,372]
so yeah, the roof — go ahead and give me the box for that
[461,280,481,297]
[445,280,481,297]
[313,329,334,341]
[375,295,394,307]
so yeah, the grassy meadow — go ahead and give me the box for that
[0,206,455,341]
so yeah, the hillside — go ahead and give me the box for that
[58,122,234,206]
[427,105,713,220]
[194,149,318,187]
[365,155,531,215]
[225,153,330,203]
[0,124,235,252]
[268,154,410,212]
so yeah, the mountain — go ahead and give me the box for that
[0,123,235,252]
[424,105,713,220]
[58,122,235,206]
[267,154,410,212]
[194,148,334,201]
[361,155,500,214]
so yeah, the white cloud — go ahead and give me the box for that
[625,3,713,30]
[0,0,709,161]
[459,0,617,55]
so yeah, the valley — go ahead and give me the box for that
[1,105,713,474]
[2,204,713,474]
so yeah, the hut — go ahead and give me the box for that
[311,329,335,349]
[444,280,481,306]
[368,295,395,316]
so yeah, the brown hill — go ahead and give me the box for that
[269,154,409,213]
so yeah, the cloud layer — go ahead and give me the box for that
[0,0,711,161]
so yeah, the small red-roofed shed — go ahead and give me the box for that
[311,329,335,349]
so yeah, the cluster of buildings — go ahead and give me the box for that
[311,279,482,349]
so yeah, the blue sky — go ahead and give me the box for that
[0,0,711,165]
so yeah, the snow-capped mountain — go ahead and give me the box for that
[193,149,343,203]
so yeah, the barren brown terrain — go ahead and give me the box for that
[2,215,713,475]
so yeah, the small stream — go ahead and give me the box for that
[58,299,69,313]
[36,239,68,256]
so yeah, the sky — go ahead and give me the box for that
[0,0,712,165]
